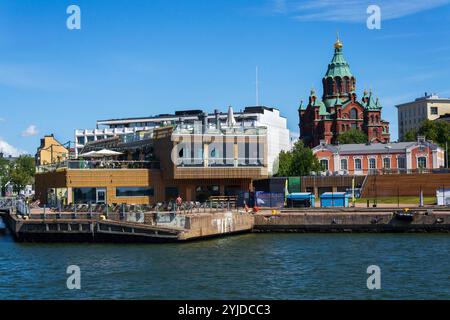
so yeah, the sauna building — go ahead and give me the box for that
[35,108,269,206]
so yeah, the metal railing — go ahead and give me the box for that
[309,168,450,176]
[177,158,264,168]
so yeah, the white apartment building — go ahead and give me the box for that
[74,106,291,174]
[396,93,450,141]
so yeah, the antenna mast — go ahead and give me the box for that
[256,66,259,106]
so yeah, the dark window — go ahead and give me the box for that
[418,157,427,169]
[73,188,96,204]
[430,107,438,115]
[350,108,358,119]
[320,159,329,171]
[383,158,391,169]
[207,185,220,196]
[398,157,406,169]
[116,187,154,197]
[354,158,362,170]
[165,187,179,200]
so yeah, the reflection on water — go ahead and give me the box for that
[0,233,449,300]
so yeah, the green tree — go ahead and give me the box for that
[274,141,321,176]
[0,158,11,196]
[9,156,35,193]
[337,129,368,144]
[403,128,418,142]
[274,150,293,177]
[404,120,450,166]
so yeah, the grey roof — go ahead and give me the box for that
[315,141,439,154]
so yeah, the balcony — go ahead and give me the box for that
[176,158,264,168]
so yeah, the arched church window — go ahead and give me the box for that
[335,77,342,93]
[326,78,333,95]
[350,108,358,119]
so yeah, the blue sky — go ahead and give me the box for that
[1,0,450,155]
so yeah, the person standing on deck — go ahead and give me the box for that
[176,195,183,212]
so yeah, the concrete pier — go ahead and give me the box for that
[253,208,450,233]
[2,206,450,243]
[3,210,255,243]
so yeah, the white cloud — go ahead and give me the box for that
[0,139,26,157]
[0,118,5,122]
[272,0,450,22]
[21,125,39,137]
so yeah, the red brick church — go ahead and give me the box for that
[299,37,390,148]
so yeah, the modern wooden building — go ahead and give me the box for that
[35,115,269,206]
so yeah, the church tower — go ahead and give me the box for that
[299,36,390,147]
[322,36,356,101]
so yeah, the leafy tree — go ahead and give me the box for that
[404,129,418,142]
[9,156,35,193]
[274,150,292,177]
[274,141,321,176]
[0,158,11,196]
[404,120,450,166]
[337,129,368,144]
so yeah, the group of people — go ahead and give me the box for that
[175,194,259,213]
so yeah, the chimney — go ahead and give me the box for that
[214,109,220,130]
[198,112,208,133]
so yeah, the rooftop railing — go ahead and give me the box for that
[172,124,267,136]
[37,160,160,172]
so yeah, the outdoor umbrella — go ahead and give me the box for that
[78,151,102,158]
[95,149,123,156]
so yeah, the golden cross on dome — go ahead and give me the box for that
[334,31,343,49]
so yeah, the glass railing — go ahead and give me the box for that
[37,160,160,172]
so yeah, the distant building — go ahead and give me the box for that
[0,152,18,162]
[312,137,445,175]
[299,37,390,147]
[437,113,450,123]
[35,135,69,166]
[396,93,450,141]
[75,106,290,174]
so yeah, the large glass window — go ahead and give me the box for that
[369,158,376,169]
[73,188,97,204]
[77,136,85,144]
[350,108,358,119]
[165,187,179,201]
[354,158,362,171]
[116,187,154,197]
